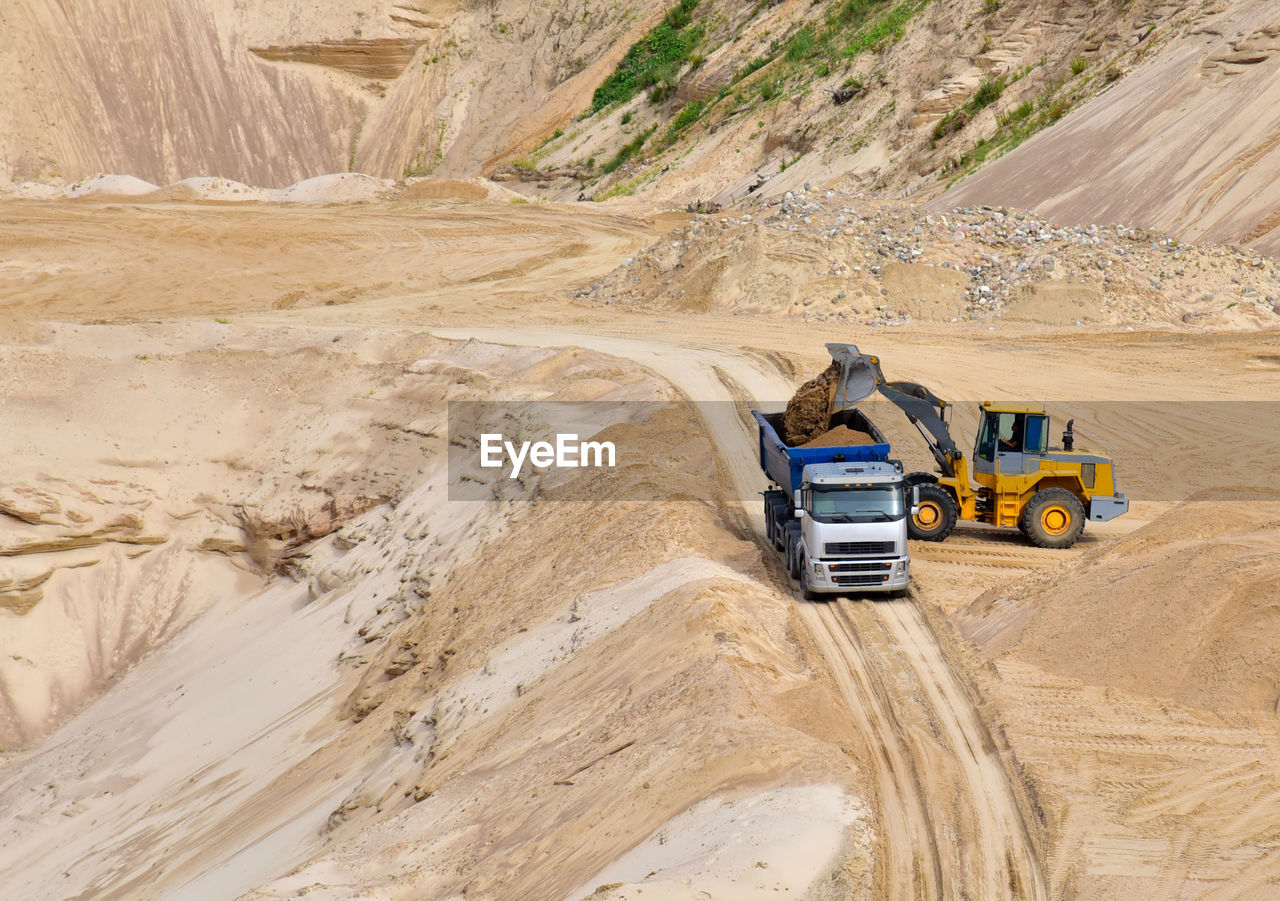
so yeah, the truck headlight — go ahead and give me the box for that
[895,561,907,575]
[813,562,823,577]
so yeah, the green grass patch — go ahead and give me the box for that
[842,0,926,56]
[786,26,816,61]
[734,53,774,83]
[731,0,926,92]
[995,100,1033,127]
[602,126,656,173]
[590,0,704,112]
[970,75,1006,109]
[931,76,1006,140]
[945,82,1084,187]
[665,99,705,141]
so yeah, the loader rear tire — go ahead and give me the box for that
[908,484,957,542]
[1021,488,1086,549]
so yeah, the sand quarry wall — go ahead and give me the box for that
[0,0,667,187]
[938,1,1280,257]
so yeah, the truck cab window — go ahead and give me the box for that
[810,486,904,521]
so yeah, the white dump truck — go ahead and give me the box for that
[754,399,911,599]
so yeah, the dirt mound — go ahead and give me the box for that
[0,182,60,200]
[959,500,1280,714]
[63,174,160,198]
[153,176,267,202]
[800,425,876,448]
[1002,282,1107,325]
[782,361,840,445]
[274,173,394,203]
[579,197,1280,329]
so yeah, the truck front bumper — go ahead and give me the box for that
[1088,494,1129,522]
[806,556,910,594]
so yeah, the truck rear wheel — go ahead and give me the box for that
[908,484,957,542]
[1021,488,1086,549]
[784,524,801,579]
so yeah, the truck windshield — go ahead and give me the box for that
[809,486,904,522]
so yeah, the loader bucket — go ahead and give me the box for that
[825,343,886,412]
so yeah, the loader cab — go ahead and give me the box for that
[974,404,1049,477]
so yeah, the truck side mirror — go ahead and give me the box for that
[794,508,805,519]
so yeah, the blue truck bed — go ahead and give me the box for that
[753,410,890,500]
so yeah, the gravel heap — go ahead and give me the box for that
[579,189,1280,329]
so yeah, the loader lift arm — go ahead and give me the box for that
[823,343,962,480]
[878,381,961,480]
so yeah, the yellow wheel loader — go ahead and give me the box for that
[825,344,1128,549]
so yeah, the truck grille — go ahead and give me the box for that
[828,561,893,573]
[833,573,892,586]
[829,560,893,587]
[824,541,895,556]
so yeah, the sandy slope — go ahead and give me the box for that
[0,323,879,899]
[940,1,1280,255]
[0,0,663,187]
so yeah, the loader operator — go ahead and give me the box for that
[999,414,1023,452]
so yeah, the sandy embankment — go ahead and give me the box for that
[0,321,878,900]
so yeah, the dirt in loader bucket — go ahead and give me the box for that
[781,345,883,446]
[782,361,842,445]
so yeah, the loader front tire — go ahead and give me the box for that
[908,484,957,542]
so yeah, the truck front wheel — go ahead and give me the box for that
[800,564,819,601]
[908,484,957,542]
